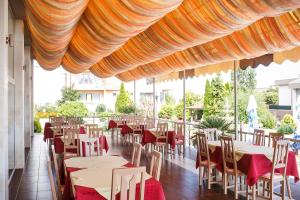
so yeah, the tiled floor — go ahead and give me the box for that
[14,133,300,200]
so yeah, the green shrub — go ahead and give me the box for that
[159,104,175,119]
[281,114,297,130]
[196,116,231,131]
[277,124,295,135]
[259,111,276,129]
[34,118,42,133]
[96,104,106,113]
[115,83,133,112]
[119,105,135,114]
[57,101,88,118]
[35,111,57,119]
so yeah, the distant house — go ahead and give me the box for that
[71,73,121,112]
[274,76,300,120]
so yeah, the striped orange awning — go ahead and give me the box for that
[25,0,300,81]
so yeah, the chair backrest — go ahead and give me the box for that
[268,132,284,147]
[197,133,210,164]
[89,127,104,138]
[145,118,155,129]
[85,124,98,135]
[47,160,58,200]
[132,143,142,167]
[51,146,63,193]
[203,128,218,141]
[63,128,80,155]
[111,167,146,200]
[220,135,237,171]
[156,122,168,141]
[271,140,289,177]
[131,119,142,131]
[253,129,265,146]
[174,122,184,139]
[150,150,162,181]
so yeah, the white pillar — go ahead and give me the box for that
[182,70,186,156]
[133,80,136,112]
[24,46,32,148]
[233,61,239,139]
[153,78,156,121]
[0,0,9,199]
[14,20,25,169]
[30,60,34,137]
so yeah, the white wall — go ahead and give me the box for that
[278,85,292,105]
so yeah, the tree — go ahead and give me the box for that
[264,87,279,105]
[231,68,257,92]
[57,101,88,117]
[175,91,202,120]
[96,104,106,113]
[159,104,175,119]
[203,75,226,118]
[58,86,80,105]
[115,83,133,113]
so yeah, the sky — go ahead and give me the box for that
[34,60,300,105]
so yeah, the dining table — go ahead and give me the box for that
[63,156,166,200]
[195,140,299,186]
[141,128,177,149]
[53,131,109,156]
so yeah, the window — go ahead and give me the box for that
[92,93,100,102]
[86,94,92,102]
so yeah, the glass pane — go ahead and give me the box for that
[92,93,100,102]
[8,83,15,178]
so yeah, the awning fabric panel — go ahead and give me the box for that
[90,0,300,78]
[116,9,300,82]
[61,0,183,73]
[26,0,89,70]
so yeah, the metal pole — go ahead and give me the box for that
[234,61,238,139]
[183,70,187,157]
[153,78,156,123]
[133,80,136,114]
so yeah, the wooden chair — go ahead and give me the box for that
[153,122,169,156]
[145,118,155,129]
[51,146,63,199]
[173,122,184,157]
[85,123,98,135]
[197,133,218,189]
[63,128,80,157]
[203,128,219,141]
[80,137,100,157]
[131,119,143,143]
[47,160,58,200]
[268,132,284,148]
[247,140,291,200]
[111,167,146,200]
[132,143,142,167]
[253,129,265,146]
[149,150,162,181]
[220,135,245,199]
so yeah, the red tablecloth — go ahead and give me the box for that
[195,147,299,186]
[54,136,109,155]
[75,178,165,200]
[120,124,133,135]
[62,163,165,200]
[108,120,117,130]
[141,130,176,149]
[43,122,85,142]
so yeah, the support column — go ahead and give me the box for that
[30,60,34,137]
[233,60,239,139]
[182,70,186,157]
[133,80,136,110]
[14,20,25,169]
[153,78,156,121]
[0,0,9,199]
[24,46,32,148]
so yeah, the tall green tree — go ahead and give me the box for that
[231,68,257,92]
[175,91,202,120]
[203,75,226,118]
[115,83,133,113]
[58,86,80,105]
[264,87,279,105]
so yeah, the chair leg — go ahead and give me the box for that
[251,184,256,200]
[270,182,274,200]
[208,167,211,190]
[286,176,292,199]
[224,173,228,195]
[234,175,238,199]
[281,179,286,200]
[199,166,203,186]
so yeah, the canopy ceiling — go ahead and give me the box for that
[25,0,300,81]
